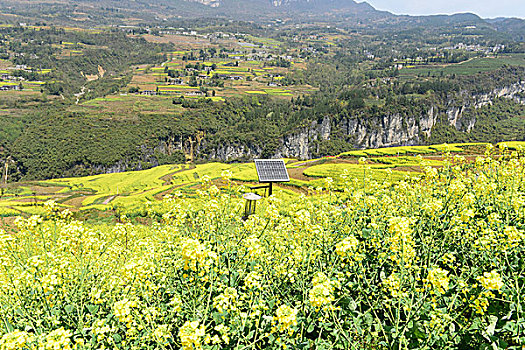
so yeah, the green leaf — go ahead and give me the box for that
[348,298,357,311]
[65,305,74,314]
[449,322,456,334]
[502,320,516,333]
[14,309,24,316]
[468,318,481,331]
[212,312,224,324]
[86,304,99,314]
[4,320,14,333]
[112,334,122,343]
[486,315,498,337]
[307,323,315,333]
[361,228,372,238]
[412,324,427,340]
[364,313,374,325]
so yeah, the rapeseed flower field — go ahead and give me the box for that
[0,144,524,349]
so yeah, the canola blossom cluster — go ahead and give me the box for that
[0,146,524,349]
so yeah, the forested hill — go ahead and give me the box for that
[0,0,387,24]
[487,18,525,41]
[0,0,523,35]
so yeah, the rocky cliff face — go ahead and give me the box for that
[341,112,426,150]
[124,81,525,167]
[338,80,525,151]
[443,80,525,133]
[198,116,330,161]
[209,143,263,160]
[475,80,525,108]
[273,116,331,159]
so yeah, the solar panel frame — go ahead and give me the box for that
[254,159,290,183]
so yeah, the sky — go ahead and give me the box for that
[362,0,525,19]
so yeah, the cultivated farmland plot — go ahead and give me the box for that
[0,143,524,349]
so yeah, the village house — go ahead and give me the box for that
[0,84,20,91]
[185,91,205,97]
[141,90,157,96]
[158,90,179,95]
[168,78,184,85]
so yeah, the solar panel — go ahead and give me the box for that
[254,159,290,182]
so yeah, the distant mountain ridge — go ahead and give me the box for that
[0,0,523,37]
[181,0,381,17]
[0,0,387,22]
[186,0,370,8]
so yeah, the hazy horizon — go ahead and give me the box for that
[362,0,525,19]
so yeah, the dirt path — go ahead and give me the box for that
[287,167,313,181]
[153,183,192,200]
[0,216,17,230]
[103,195,117,205]
[160,164,196,185]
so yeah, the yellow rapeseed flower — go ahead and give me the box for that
[309,272,337,308]
[335,235,359,257]
[180,238,217,271]
[213,287,238,313]
[113,298,137,324]
[427,267,450,294]
[179,321,206,350]
[275,305,298,334]
[42,328,73,350]
[383,273,407,298]
[0,330,34,350]
[153,325,171,344]
[387,217,417,267]
[478,271,504,292]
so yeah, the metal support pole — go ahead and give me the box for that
[243,193,262,220]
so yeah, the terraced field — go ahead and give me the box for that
[399,54,525,77]
[2,142,519,220]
